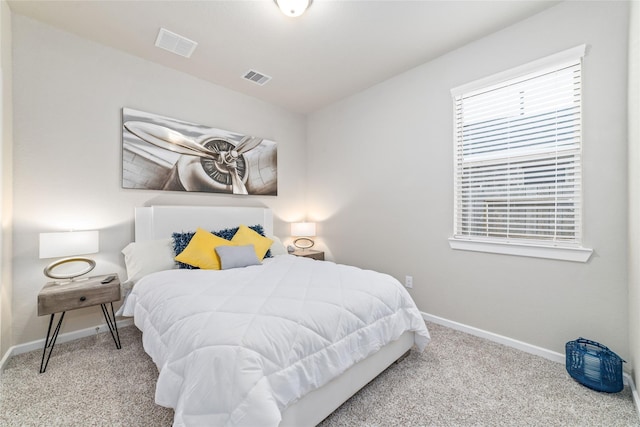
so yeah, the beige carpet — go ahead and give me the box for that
[1,322,638,426]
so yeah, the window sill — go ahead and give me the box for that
[448,238,593,263]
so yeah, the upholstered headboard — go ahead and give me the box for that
[134,206,274,242]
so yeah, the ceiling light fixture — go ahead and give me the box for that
[275,0,312,18]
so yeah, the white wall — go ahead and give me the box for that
[0,0,13,360]
[11,15,308,346]
[628,0,639,390]
[307,1,630,357]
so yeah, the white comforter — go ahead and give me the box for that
[122,255,430,427]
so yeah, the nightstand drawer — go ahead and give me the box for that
[38,277,121,316]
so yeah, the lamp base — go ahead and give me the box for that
[44,257,96,282]
[293,237,314,250]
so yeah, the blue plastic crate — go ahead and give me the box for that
[565,338,625,393]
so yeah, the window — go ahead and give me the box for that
[449,45,592,262]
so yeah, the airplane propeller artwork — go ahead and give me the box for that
[124,121,262,195]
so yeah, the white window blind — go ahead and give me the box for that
[452,46,586,248]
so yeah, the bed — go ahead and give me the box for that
[121,205,430,426]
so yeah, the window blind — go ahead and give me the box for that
[452,48,584,246]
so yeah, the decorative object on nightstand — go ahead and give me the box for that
[37,273,122,373]
[291,249,324,261]
[39,230,99,283]
[291,222,316,250]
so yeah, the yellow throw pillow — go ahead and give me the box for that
[175,228,236,270]
[231,225,274,260]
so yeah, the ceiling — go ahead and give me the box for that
[7,0,559,114]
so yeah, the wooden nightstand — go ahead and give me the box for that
[37,273,122,373]
[291,249,325,260]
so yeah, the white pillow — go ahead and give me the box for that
[121,238,175,283]
[268,235,287,256]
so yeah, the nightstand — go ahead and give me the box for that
[291,249,325,261]
[37,273,122,373]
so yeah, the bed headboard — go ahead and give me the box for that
[135,206,274,242]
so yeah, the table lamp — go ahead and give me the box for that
[39,230,99,283]
[291,222,316,250]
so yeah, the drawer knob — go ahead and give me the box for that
[79,296,86,302]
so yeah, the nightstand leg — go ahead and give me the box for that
[39,311,65,374]
[100,302,121,350]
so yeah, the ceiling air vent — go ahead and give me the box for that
[242,70,272,86]
[155,28,198,58]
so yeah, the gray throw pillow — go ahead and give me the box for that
[215,244,261,270]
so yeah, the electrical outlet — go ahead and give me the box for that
[405,275,413,288]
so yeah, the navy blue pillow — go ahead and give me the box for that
[212,226,240,241]
[171,231,197,269]
[172,224,271,269]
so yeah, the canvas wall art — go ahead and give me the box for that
[122,108,277,195]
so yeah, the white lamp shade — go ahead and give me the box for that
[291,222,316,237]
[39,231,99,259]
[276,0,311,17]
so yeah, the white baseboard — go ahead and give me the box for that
[422,312,640,420]
[0,318,134,374]
[0,345,12,373]
[422,312,565,364]
[626,372,640,419]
